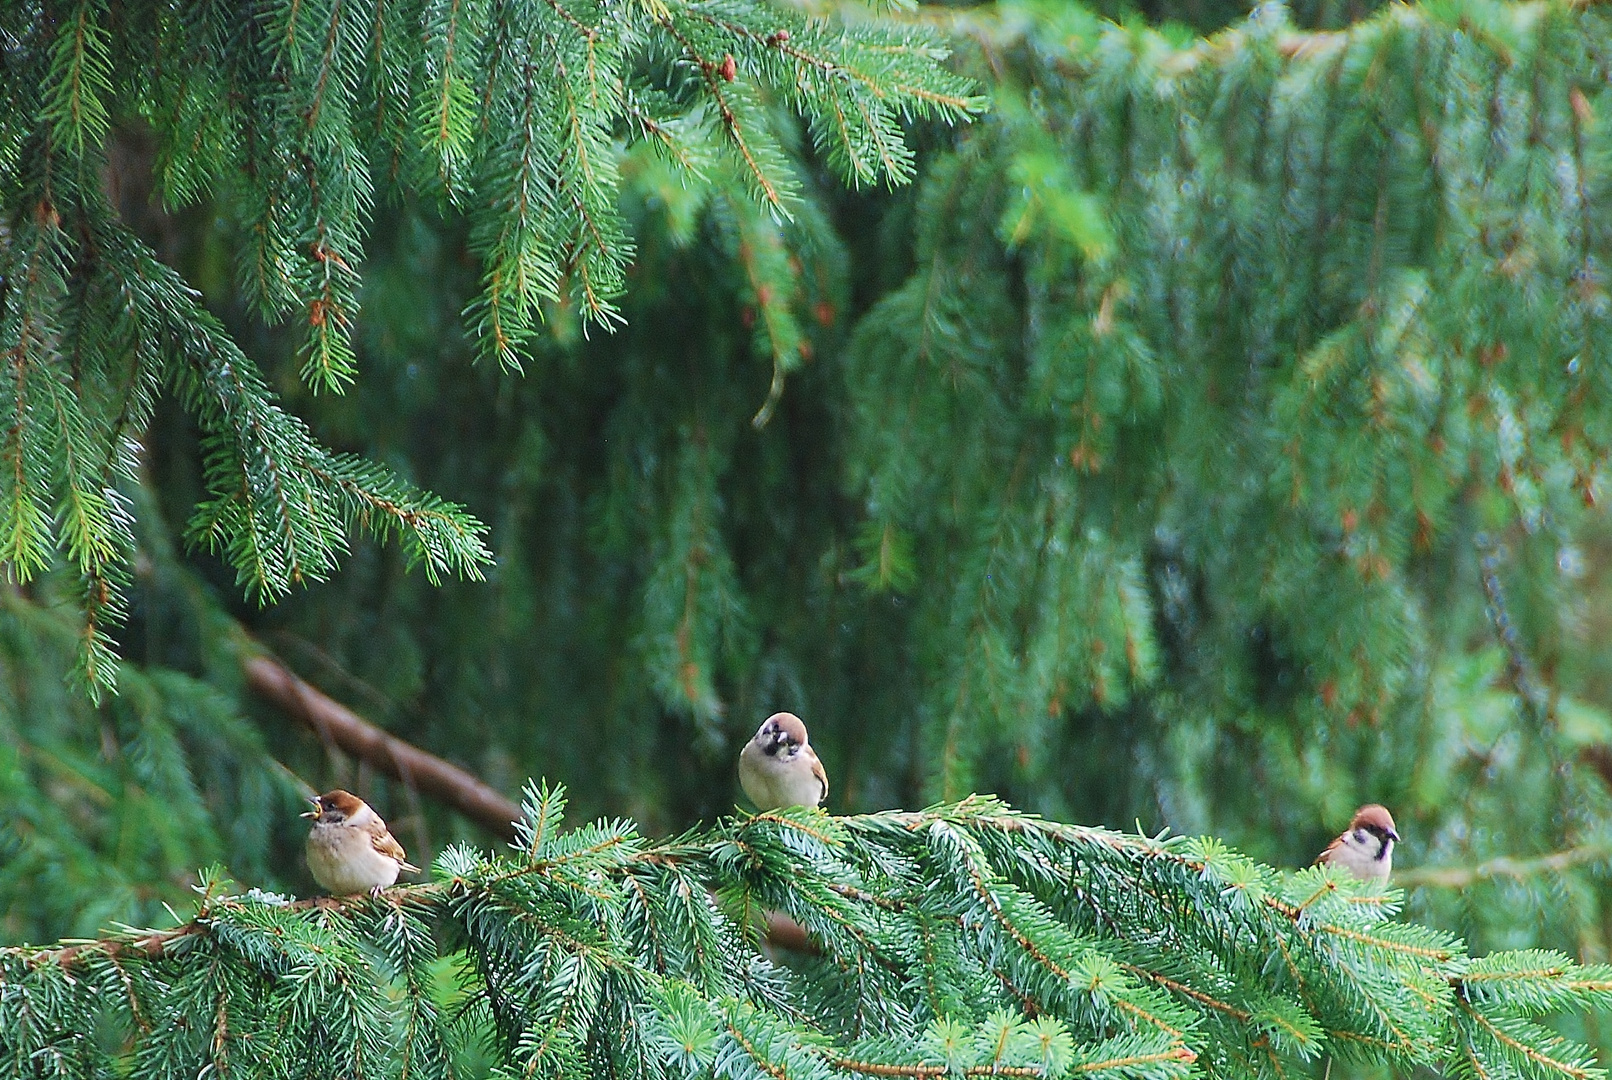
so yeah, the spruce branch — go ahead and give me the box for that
[42,0,112,162]
[6,787,1612,1080]
[98,223,491,597]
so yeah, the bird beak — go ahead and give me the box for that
[300,797,321,820]
[1387,829,1401,843]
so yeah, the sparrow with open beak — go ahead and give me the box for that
[738,712,828,810]
[1315,803,1400,883]
[303,789,420,896]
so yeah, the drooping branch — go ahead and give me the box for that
[242,653,522,841]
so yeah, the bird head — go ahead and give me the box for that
[1349,803,1400,845]
[303,789,366,825]
[753,712,810,757]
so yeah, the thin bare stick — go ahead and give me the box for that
[1393,843,1612,889]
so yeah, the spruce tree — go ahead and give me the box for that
[4,0,1612,1075]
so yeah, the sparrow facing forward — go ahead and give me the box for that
[1315,803,1400,883]
[738,712,828,810]
[303,789,420,896]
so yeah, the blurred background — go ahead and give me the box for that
[7,0,1612,1004]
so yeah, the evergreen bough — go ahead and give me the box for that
[0,0,983,695]
[3,785,1609,1080]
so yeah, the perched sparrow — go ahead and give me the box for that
[738,712,828,810]
[1315,803,1400,883]
[303,789,420,896]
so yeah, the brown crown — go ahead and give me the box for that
[1350,803,1398,837]
[316,789,366,816]
[763,711,810,745]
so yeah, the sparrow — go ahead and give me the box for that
[1315,803,1400,883]
[738,712,828,810]
[303,789,420,896]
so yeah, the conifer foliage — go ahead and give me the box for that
[3,786,1610,1080]
[10,1,1612,1075]
[838,0,1612,827]
[0,0,982,694]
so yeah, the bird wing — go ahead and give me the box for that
[1314,834,1345,866]
[365,819,421,873]
[810,749,829,806]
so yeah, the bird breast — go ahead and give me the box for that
[306,822,401,894]
[1324,832,1393,883]
[738,741,822,809]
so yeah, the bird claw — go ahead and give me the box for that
[370,884,384,898]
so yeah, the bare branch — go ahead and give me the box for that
[242,653,522,841]
[1394,844,1612,889]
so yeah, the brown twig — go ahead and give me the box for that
[242,654,522,842]
[1580,746,1612,792]
[13,922,207,968]
[764,909,816,953]
[3,889,444,968]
